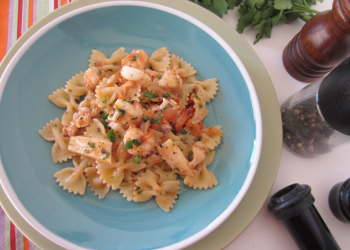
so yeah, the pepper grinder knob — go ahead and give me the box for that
[268,183,340,250]
[328,178,350,223]
[282,0,350,83]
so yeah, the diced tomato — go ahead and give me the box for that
[175,107,194,132]
[174,97,180,104]
[150,122,161,130]
[162,108,177,123]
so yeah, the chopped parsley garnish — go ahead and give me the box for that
[125,139,141,150]
[180,129,188,135]
[160,103,173,112]
[116,131,122,138]
[53,123,57,127]
[163,93,171,98]
[144,91,159,98]
[134,154,141,164]
[143,105,148,109]
[179,93,183,99]
[100,119,108,129]
[116,107,126,116]
[131,56,137,61]
[87,142,95,148]
[68,89,72,92]
[84,150,90,154]
[137,189,143,194]
[193,93,198,98]
[199,103,203,108]
[103,152,110,160]
[107,129,116,143]
[142,116,149,122]
[178,63,181,67]
[151,115,163,123]
[98,69,102,74]
[136,186,141,190]
[122,98,134,104]
[102,96,107,103]
[99,113,109,120]
[131,117,138,120]
[157,74,162,79]
[188,151,194,161]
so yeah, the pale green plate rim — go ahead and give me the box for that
[0,0,282,249]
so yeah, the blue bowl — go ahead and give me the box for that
[0,2,262,249]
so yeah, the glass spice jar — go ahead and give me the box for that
[281,57,350,158]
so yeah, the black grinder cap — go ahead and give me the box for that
[318,57,350,135]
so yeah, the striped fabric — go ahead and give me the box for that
[0,0,76,248]
[0,0,75,63]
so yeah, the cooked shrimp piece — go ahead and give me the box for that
[84,67,105,89]
[189,141,209,168]
[73,107,92,128]
[144,69,161,81]
[123,125,156,157]
[121,49,149,70]
[158,70,182,92]
[63,120,78,137]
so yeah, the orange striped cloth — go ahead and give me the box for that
[0,1,74,248]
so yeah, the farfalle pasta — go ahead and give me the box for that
[39,47,223,212]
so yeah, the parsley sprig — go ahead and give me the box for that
[191,0,322,43]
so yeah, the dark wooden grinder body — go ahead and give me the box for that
[283,0,350,83]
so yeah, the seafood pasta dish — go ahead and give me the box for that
[39,47,223,212]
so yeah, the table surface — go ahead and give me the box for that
[224,0,350,249]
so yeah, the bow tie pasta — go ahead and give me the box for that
[39,47,223,212]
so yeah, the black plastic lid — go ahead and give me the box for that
[318,57,350,135]
[268,183,315,220]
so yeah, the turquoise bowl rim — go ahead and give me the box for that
[0,1,262,249]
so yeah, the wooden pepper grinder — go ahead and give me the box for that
[283,0,350,83]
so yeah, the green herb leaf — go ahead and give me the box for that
[102,96,107,103]
[116,107,126,116]
[188,151,194,161]
[274,0,293,10]
[163,93,171,98]
[144,91,159,98]
[103,152,110,160]
[157,74,162,79]
[125,139,141,150]
[180,129,188,135]
[87,142,95,148]
[134,154,141,164]
[107,129,116,143]
[99,113,109,120]
[84,150,90,154]
[151,115,163,123]
[142,116,149,122]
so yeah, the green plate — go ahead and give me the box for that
[0,0,282,249]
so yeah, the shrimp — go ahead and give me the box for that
[123,125,156,157]
[84,67,105,90]
[63,106,93,136]
[189,141,209,168]
[63,120,78,137]
[73,107,92,128]
[121,49,149,70]
[158,70,182,92]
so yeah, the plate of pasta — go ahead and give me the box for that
[0,1,262,250]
